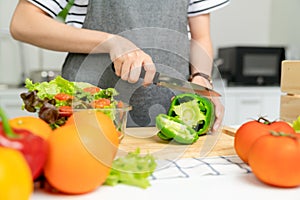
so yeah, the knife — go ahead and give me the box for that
[139,68,221,97]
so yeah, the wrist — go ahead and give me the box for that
[189,72,213,89]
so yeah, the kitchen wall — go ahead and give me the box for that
[0,0,67,86]
[0,0,299,86]
[269,0,300,59]
[211,0,272,51]
[211,0,300,59]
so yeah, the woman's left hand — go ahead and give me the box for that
[191,76,224,133]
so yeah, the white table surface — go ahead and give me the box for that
[31,173,300,200]
[31,155,300,200]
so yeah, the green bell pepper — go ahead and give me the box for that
[167,93,215,136]
[156,114,199,144]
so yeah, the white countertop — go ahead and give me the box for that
[30,155,300,200]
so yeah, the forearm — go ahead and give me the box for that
[190,37,213,76]
[188,13,214,77]
[10,0,112,54]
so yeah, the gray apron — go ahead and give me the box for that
[62,0,190,127]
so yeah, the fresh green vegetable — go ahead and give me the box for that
[155,93,215,144]
[20,76,120,129]
[156,114,198,144]
[168,93,215,136]
[292,115,300,132]
[105,148,156,189]
[24,76,77,100]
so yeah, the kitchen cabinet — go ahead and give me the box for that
[223,86,281,125]
[0,88,35,118]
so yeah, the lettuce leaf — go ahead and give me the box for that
[105,148,157,189]
[24,76,77,100]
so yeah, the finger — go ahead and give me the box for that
[128,59,143,83]
[213,117,222,133]
[120,60,131,81]
[113,58,122,77]
[143,61,156,85]
[212,99,224,132]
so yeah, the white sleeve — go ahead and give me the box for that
[188,0,230,17]
[27,0,67,18]
[27,0,88,28]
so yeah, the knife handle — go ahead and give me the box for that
[140,67,160,84]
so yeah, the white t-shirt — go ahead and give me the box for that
[28,0,230,28]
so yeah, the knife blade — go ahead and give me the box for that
[140,68,221,97]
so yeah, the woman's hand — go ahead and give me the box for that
[191,75,224,133]
[106,35,156,85]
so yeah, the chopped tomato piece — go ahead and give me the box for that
[83,87,101,95]
[117,101,124,108]
[54,93,74,101]
[91,98,111,109]
[58,106,73,117]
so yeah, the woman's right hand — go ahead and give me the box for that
[106,35,156,85]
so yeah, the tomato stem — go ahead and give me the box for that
[0,107,20,138]
[257,116,272,125]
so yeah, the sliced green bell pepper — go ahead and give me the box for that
[167,93,215,136]
[156,114,199,144]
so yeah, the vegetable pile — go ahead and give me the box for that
[234,117,300,188]
[20,76,120,129]
[0,106,157,197]
[156,93,215,144]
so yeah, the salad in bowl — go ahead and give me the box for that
[20,76,131,134]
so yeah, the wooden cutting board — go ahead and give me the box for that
[118,126,237,159]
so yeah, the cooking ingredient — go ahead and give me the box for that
[105,148,156,189]
[156,113,199,144]
[0,147,33,200]
[292,115,300,132]
[167,93,214,135]
[248,131,300,187]
[58,105,73,117]
[234,117,295,163]
[83,86,101,94]
[8,116,52,140]
[0,107,48,180]
[54,93,74,101]
[20,76,120,128]
[44,110,119,194]
[91,98,111,108]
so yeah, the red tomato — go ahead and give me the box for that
[91,98,111,109]
[54,93,74,101]
[58,106,73,117]
[248,132,300,187]
[83,87,101,95]
[117,101,124,108]
[234,117,295,163]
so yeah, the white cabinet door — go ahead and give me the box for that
[235,95,263,124]
[223,87,281,126]
[261,94,281,121]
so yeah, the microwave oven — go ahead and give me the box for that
[217,46,285,86]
